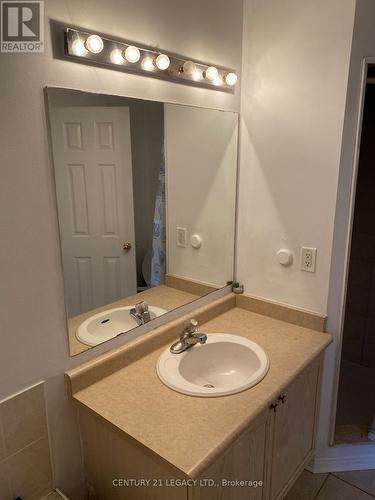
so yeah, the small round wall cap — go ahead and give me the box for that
[190,234,202,249]
[276,248,293,266]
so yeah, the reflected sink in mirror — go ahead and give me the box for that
[77,305,167,346]
[157,334,269,397]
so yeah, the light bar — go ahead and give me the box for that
[64,28,238,92]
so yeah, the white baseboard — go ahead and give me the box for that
[309,444,375,473]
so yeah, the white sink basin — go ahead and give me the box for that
[157,333,269,397]
[76,305,167,346]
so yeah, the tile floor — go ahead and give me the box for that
[285,469,375,500]
[335,360,375,444]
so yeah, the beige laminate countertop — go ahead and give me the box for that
[72,305,331,477]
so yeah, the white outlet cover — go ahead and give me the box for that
[176,227,187,247]
[301,247,317,273]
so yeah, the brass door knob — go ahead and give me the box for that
[123,242,132,251]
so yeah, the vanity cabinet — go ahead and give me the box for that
[191,413,268,500]
[77,356,322,500]
[190,356,322,500]
[264,358,322,500]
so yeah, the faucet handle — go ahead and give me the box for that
[135,301,148,314]
[184,319,198,334]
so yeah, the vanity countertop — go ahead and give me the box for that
[69,299,331,478]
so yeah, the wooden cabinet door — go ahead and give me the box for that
[267,361,321,500]
[191,412,267,500]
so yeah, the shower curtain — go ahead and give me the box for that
[150,151,166,287]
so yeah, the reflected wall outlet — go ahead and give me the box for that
[301,247,317,273]
[176,227,187,247]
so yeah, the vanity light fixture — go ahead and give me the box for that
[124,45,140,63]
[225,72,238,86]
[205,66,219,81]
[64,27,238,92]
[182,60,196,75]
[85,34,104,54]
[71,38,87,56]
[141,56,155,71]
[213,76,223,86]
[192,68,203,81]
[155,54,170,70]
[110,48,124,65]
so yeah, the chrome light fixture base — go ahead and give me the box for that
[64,28,237,92]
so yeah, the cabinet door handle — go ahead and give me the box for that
[278,393,287,404]
[270,402,279,412]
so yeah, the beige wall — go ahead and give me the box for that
[238,0,356,314]
[0,1,243,497]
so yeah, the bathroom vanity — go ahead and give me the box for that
[66,294,330,500]
[52,83,331,500]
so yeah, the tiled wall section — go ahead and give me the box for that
[342,83,375,368]
[0,383,53,500]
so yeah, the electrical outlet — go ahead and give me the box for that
[176,227,187,247]
[301,247,317,273]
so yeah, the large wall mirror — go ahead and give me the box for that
[46,88,238,356]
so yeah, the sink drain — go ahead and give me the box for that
[203,384,215,388]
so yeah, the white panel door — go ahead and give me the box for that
[50,106,137,317]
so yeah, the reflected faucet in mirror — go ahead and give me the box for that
[129,301,151,326]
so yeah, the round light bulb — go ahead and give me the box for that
[124,45,140,63]
[213,75,223,86]
[182,60,196,75]
[192,68,203,81]
[71,38,87,56]
[85,34,104,54]
[225,72,238,86]
[155,54,170,70]
[110,48,123,64]
[205,66,219,81]
[141,56,154,71]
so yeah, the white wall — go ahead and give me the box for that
[165,104,238,287]
[238,0,356,314]
[0,1,243,497]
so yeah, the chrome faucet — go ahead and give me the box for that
[129,301,151,326]
[170,319,207,354]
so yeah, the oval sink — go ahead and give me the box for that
[157,333,269,397]
[76,305,168,346]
